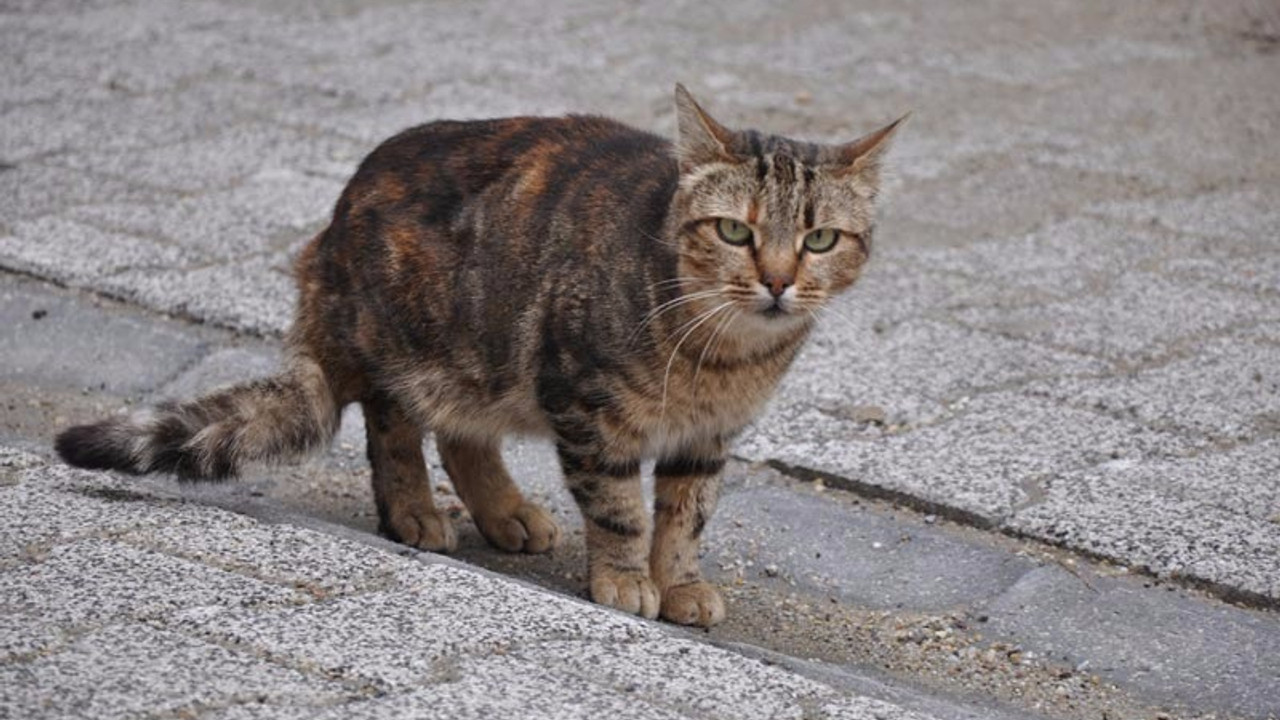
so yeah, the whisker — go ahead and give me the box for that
[661,300,735,418]
[691,307,740,396]
[810,304,863,335]
[627,289,726,347]
[646,276,703,291]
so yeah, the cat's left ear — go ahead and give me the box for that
[674,83,737,171]
[837,113,910,174]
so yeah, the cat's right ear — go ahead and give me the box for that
[674,83,736,171]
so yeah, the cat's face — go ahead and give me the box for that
[670,85,903,340]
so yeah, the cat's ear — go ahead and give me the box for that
[674,83,736,170]
[836,113,909,174]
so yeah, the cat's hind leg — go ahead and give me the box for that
[363,395,456,552]
[437,435,561,554]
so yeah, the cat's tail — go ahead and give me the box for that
[55,355,340,481]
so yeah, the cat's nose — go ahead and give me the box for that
[761,272,794,298]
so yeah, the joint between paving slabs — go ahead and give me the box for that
[759,455,1280,614]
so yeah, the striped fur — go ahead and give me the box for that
[56,85,902,627]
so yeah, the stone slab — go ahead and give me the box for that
[979,565,1280,719]
[711,485,1037,611]
[1024,334,1280,444]
[952,271,1277,363]
[174,562,663,691]
[741,391,1196,522]
[0,538,307,627]
[1009,451,1280,603]
[0,272,209,396]
[0,623,348,720]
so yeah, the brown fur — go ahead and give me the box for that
[55,85,903,627]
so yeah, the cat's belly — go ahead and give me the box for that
[392,372,554,440]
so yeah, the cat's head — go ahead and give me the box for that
[669,84,904,340]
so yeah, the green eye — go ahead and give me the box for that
[803,228,840,253]
[715,218,753,246]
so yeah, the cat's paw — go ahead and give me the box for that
[383,503,458,553]
[660,581,725,627]
[590,568,660,619]
[476,501,562,554]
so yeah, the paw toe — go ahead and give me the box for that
[479,502,561,554]
[661,581,725,627]
[388,506,457,553]
[591,570,659,619]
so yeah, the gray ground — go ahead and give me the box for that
[2,1,1279,718]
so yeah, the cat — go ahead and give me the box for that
[55,84,903,627]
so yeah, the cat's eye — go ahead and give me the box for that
[715,218,753,246]
[803,228,840,253]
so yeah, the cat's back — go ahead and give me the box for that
[342,114,675,221]
[294,113,682,429]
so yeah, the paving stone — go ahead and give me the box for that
[116,517,404,599]
[920,35,1198,87]
[0,272,209,396]
[7,7,304,97]
[1088,186,1280,249]
[104,251,297,336]
[177,562,661,691]
[1009,454,1280,602]
[979,565,1280,719]
[519,638,836,720]
[160,345,283,398]
[0,623,347,720]
[1024,335,1280,443]
[0,162,169,226]
[271,79,574,145]
[832,252,1052,329]
[711,486,1037,611]
[1165,252,1280,296]
[1022,55,1280,190]
[0,478,202,568]
[0,610,71,662]
[0,216,198,286]
[745,317,1110,444]
[890,156,1149,243]
[1,538,307,627]
[52,122,362,192]
[68,169,340,261]
[952,271,1277,363]
[745,392,1197,522]
[15,0,270,39]
[0,81,275,163]
[903,216,1218,298]
[209,653,695,720]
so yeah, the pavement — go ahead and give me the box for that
[2,0,1279,718]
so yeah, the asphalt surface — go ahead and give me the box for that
[2,1,1279,718]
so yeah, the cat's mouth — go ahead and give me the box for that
[760,303,788,319]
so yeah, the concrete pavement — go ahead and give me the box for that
[0,446,938,720]
[2,0,1279,718]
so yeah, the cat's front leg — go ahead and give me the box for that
[650,439,726,627]
[557,443,659,619]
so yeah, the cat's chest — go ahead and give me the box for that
[618,357,791,456]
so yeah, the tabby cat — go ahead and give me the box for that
[55,85,903,627]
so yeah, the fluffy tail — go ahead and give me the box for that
[55,357,339,481]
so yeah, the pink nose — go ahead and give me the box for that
[762,272,793,298]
